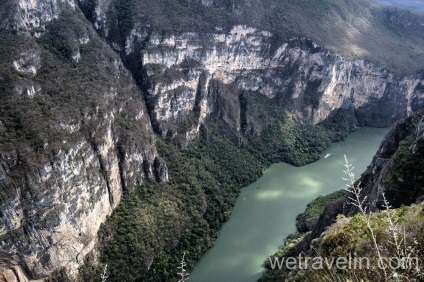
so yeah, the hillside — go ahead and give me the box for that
[260,111,424,282]
[0,0,423,281]
[78,0,424,75]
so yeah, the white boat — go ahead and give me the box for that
[324,153,331,158]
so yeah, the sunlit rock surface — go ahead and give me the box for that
[0,0,423,280]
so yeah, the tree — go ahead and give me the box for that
[177,253,189,282]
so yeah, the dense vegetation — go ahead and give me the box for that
[0,2,374,281]
[1,0,422,281]
[261,204,424,282]
[240,91,334,166]
[296,189,347,233]
[80,133,263,281]
[240,91,357,166]
[78,91,360,281]
[0,12,148,152]
[384,135,424,207]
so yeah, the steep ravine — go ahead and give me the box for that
[77,0,424,141]
[0,0,423,281]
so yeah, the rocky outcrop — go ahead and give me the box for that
[0,1,167,281]
[0,124,164,281]
[76,1,424,138]
[310,110,422,240]
[345,110,424,214]
[136,29,424,134]
[3,0,77,36]
[0,0,424,281]
[259,111,424,282]
[303,111,424,237]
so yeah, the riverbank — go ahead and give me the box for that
[189,128,389,282]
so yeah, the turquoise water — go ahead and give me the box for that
[189,127,389,282]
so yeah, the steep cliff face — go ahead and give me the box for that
[76,5,424,139]
[345,110,424,214]
[0,0,424,281]
[0,1,167,281]
[305,111,424,234]
[2,0,76,34]
[136,29,423,134]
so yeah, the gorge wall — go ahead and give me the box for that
[345,110,424,213]
[137,28,424,135]
[78,0,424,138]
[259,110,424,281]
[0,1,167,281]
[0,0,423,281]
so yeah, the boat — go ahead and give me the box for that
[324,153,331,158]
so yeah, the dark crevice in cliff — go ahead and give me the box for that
[10,268,21,282]
[75,0,95,28]
[139,67,162,135]
[142,159,151,180]
[303,78,323,109]
[153,157,167,182]
[193,72,207,114]
[115,142,127,193]
[88,139,114,207]
[75,1,161,136]
[239,91,248,134]
[206,79,223,122]
[288,38,322,54]
[120,41,163,136]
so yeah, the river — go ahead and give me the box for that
[189,127,389,282]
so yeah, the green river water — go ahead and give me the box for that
[189,127,389,282]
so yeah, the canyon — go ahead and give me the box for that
[0,0,423,281]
